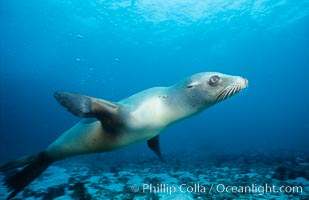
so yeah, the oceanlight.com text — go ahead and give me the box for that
[130,183,303,196]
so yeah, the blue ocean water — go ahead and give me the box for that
[0,0,309,199]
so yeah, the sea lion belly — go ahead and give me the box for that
[45,119,161,161]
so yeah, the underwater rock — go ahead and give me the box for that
[1,151,308,199]
[23,188,44,199]
[118,175,129,183]
[272,166,287,180]
[272,166,309,180]
[180,176,194,184]
[216,192,237,200]
[70,182,92,200]
[110,165,122,174]
[69,177,77,184]
[42,184,66,200]
[22,184,66,199]
[144,176,164,185]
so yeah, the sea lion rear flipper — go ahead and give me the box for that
[147,135,165,162]
[0,151,53,200]
[54,92,124,129]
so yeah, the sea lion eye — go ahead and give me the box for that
[209,75,220,86]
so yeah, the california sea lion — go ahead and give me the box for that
[0,72,248,199]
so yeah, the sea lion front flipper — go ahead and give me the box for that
[54,92,124,130]
[147,135,165,162]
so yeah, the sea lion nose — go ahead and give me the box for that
[239,77,248,89]
[244,78,248,85]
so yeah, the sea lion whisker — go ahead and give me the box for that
[233,86,239,95]
[216,86,230,102]
[226,87,234,98]
[225,86,234,99]
[238,85,242,92]
[230,87,236,96]
[222,89,230,100]
[215,88,226,102]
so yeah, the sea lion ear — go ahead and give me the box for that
[54,92,123,129]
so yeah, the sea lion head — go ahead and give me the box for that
[182,72,248,108]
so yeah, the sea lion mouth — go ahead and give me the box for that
[215,78,248,102]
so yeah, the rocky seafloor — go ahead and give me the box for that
[0,151,308,200]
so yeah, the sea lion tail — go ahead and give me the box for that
[0,151,52,200]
